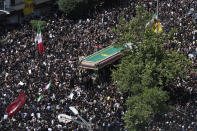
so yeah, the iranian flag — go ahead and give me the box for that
[146,13,158,28]
[37,94,44,102]
[6,92,26,117]
[44,81,51,91]
[35,25,44,53]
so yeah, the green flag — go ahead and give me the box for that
[146,13,157,28]
[37,95,44,102]
[151,13,157,21]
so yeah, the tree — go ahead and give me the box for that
[58,0,82,14]
[57,0,122,18]
[30,20,46,30]
[58,0,97,18]
[125,88,172,130]
[112,5,191,130]
[0,36,8,44]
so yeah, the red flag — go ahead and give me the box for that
[38,43,44,53]
[6,92,26,117]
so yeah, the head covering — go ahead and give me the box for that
[107,96,110,100]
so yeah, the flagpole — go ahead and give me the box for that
[38,21,40,30]
[156,0,159,33]
[156,0,159,20]
[155,0,159,63]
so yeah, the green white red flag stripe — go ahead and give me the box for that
[37,95,44,102]
[44,82,51,90]
[146,13,157,28]
[35,25,44,53]
[35,25,42,44]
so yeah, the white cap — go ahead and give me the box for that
[4,115,8,119]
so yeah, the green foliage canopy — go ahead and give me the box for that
[58,0,83,14]
[0,35,8,44]
[58,0,98,17]
[125,88,171,130]
[112,6,191,130]
[30,20,46,30]
[112,6,191,94]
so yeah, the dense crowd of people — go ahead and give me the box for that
[143,0,197,130]
[0,1,134,131]
[0,0,197,130]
